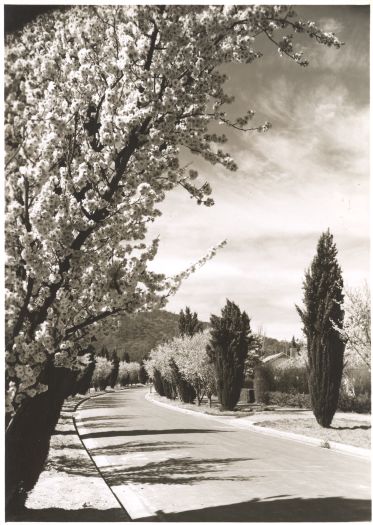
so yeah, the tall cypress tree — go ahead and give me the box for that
[179,307,203,337]
[207,300,252,410]
[296,230,345,428]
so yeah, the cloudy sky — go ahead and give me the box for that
[148,5,369,340]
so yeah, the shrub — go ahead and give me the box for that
[271,366,309,394]
[267,391,312,409]
[91,357,112,391]
[118,362,130,387]
[338,391,371,413]
[254,366,273,403]
[343,367,371,396]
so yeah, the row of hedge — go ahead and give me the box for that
[254,365,371,413]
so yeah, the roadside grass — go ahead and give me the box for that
[148,391,371,450]
[147,390,275,418]
[254,417,371,449]
[9,392,129,522]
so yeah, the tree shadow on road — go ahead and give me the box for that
[80,428,231,440]
[45,455,98,477]
[8,506,128,522]
[134,495,371,522]
[102,456,256,486]
[91,440,195,456]
[329,424,371,431]
[79,415,133,423]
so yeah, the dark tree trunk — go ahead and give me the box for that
[6,365,78,516]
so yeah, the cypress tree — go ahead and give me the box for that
[296,230,345,428]
[170,359,196,403]
[179,306,203,337]
[122,351,130,363]
[207,300,252,410]
[138,362,148,384]
[109,350,120,388]
[152,368,165,396]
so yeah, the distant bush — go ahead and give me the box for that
[254,366,273,403]
[91,357,112,391]
[267,391,311,409]
[343,367,370,396]
[338,391,371,413]
[118,362,130,387]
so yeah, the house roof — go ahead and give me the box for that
[261,352,289,364]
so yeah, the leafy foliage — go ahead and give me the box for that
[296,231,345,427]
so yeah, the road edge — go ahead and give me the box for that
[145,393,371,460]
[72,393,133,521]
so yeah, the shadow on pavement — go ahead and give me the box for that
[45,455,97,477]
[80,428,231,439]
[134,496,371,522]
[7,507,128,522]
[91,440,195,456]
[102,456,256,485]
[79,415,133,423]
[52,429,77,436]
[329,424,371,431]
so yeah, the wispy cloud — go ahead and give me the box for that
[147,6,369,340]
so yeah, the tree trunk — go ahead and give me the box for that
[6,365,78,516]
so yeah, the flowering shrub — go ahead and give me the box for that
[145,331,214,404]
[117,361,140,386]
[333,283,371,369]
[117,362,130,387]
[91,356,112,390]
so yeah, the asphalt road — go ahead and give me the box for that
[75,387,371,522]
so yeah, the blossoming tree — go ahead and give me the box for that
[5,4,342,509]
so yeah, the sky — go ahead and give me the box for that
[149,5,370,340]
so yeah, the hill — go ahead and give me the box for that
[94,309,294,363]
[97,310,181,363]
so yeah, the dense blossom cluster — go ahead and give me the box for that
[333,284,371,369]
[145,331,215,403]
[5,5,342,416]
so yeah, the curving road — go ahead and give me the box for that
[75,387,371,522]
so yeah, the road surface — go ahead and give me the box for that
[75,387,371,521]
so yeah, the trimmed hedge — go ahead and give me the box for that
[266,390,371,413]
[267,391,311,409]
